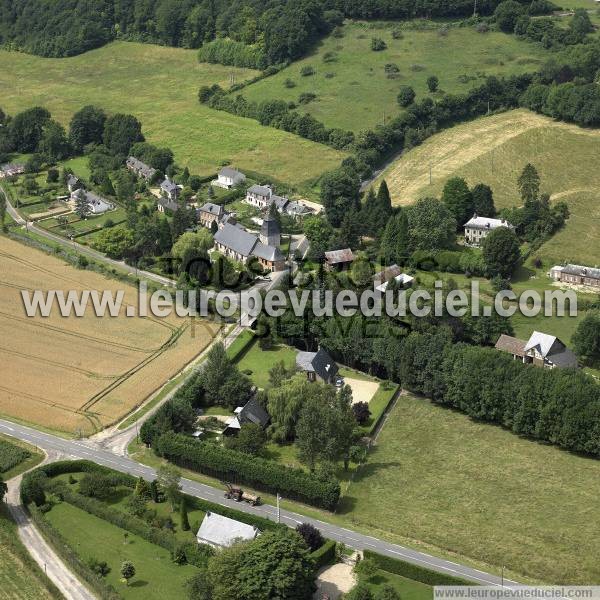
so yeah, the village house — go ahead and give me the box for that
[0,163,25,178]
[212,167,246,189]
[223,397,270,436]
[196,512,259,549]
[296,347,339,385]
[373,264,414,291]
[160,177,181,202]
[245,184,311,216]
[198,202,226,229]
[375,272,414,292]
[67,174,82,194]
[71,188,114,215]
[324,248,355,271]
[157,197,180,213]
[464,214,515,246]
[495,331,578,369]
[213,215,285,272]
[126,156,157,182]
[550,264,600,289]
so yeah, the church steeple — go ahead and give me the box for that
[260,212,280,248]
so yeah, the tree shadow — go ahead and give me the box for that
[130,580,148,588]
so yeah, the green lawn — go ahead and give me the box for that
[0,42,344,192]
[378,109,600,267]
[0,506,60,600]
[343,393,600,584]
[45,501,200,599]
[236,341,298,388]
[242,21,548,132]
[364,571,432,600]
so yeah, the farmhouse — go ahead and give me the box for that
[71,188,114,214]
[198,202,226,229]
[0,163,25,178]
[550,264,600,289]
[223,397,270,436]
[464,214,515,246]
[126,156,157,181]
[196,512,259,549]
[160,177,181,201]
[213,217,285,272]
[296,347,339,384]
[324,248,355,271]
[245,184,312,216]
[212,167,246,189]
[495,331,578,369]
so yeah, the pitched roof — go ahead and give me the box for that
[285,200,312,216]
[524,331,578,368]
[219,167,245,180]
[296,348,338,381]
[464,214,514,230]
[248,184,272,197]
[238,397,270,428]
[214,222,258,257]
[158,197,179,212]
[196,512,259,548]
[199,202,224,217]
[373,265,403,286]
[161,178,179,194]
[324,248,355,265]
[495,334,527,357]
[67,174,80,187]
[252,241,284,262]
[554,264,600,280]
[126,156,157,179]
[375,273,414,292]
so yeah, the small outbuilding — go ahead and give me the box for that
[324,248,355,271]
[196,512,259,549]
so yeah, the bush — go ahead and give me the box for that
[352,402,371,425]
[284,78,296,88]
[88,558,111,577]
[296,522,324,552]
[156,432,341,510]
[298,92,317,105]
[311,539,336,569]
[371,37,387,51]
[397,86,416,107]
[300,66,315,77]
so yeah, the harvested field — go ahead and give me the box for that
[0,236,219,435]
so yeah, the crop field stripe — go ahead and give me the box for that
[77,322,188,413]
[0,312,162,353]
[0,384,89,414]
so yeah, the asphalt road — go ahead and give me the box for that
[0,419,520,588]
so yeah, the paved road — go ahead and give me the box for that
[0,419,521,588]
[6,461,95,600]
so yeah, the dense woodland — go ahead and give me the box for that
[1,0,543,61]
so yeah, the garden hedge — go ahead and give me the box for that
[156,432,341,510]
[363,550,474,586]
[311,539,337,570]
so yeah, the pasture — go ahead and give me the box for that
[242,21,548,132]
[0,235,219,435]
[343,393,600,584]
[376,109,600,266]
[0,42,344,189]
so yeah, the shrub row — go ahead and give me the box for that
[28,505,121,600]
[0,439,31,473]
[311,539,337,570]
[363,550,474,586]
[156,432,341,510]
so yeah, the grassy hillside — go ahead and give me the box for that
[377,109,600,266]
[242,21,548,132]
[345,393,600,584]
[0,42,345,189]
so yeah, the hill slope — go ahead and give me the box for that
[0,42,345,188]
[377,109,600,265]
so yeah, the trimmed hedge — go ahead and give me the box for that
[226,329,256,362]
[363,550,474,586]
[156,432,341,510]
[311,539,337,570]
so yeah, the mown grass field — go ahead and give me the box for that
[344,393,600,584]
[242,21,548,132]
[0,42,344,189]
[45,501,199,599]
[377,109,600,266]
[0,235,219,435]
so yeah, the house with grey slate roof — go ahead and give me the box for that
[495,331,578,369]
[213,167,246,189]
[296,347,339,384]
[198,202,226,229]
[126,156,157,182]
[71,188,114,215]
[550,264,600,289]
[160,177,181,201]
[223,397,270,436]
[245,184,312,217]
[157,197,180,213]
[67,174,82,194]
[464,213,514,247]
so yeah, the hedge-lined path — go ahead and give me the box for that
[0,418,522,588]
[5,452,94,600]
